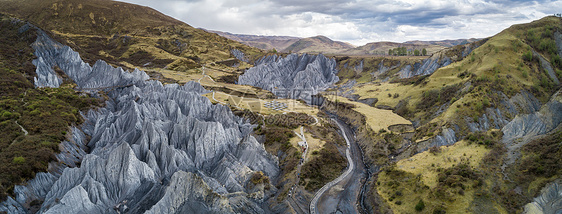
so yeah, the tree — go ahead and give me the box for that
[389,49,392,55]
[422,48,427,56]
[414,49,420,56]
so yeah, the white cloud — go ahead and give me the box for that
[117,0,562,46]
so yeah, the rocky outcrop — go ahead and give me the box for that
[398,54,451,78]
[398,41,484,79]
[1,25,279,214]
[33,30,148,89]
[430,128,457,148]
[416,127,457,152]
[231,49,249,63]
[467,91,541,132]
[354,60,363,73]
[144,171,232,214]
[502,89,562,141]
[238,53,338,103]
[555,31,562,58]
[524,181,562,214]
[372,60,399,79]
[532,50,560,85]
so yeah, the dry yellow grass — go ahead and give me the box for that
[302,131,325,160]
[289,128,325,160]
[326,95,411,131]
[378,140,490,214]
[397,140,489,188]
[154,68,203,83]
[203,91,320,116]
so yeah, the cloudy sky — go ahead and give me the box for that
[118,0,562,46]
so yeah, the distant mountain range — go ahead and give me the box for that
[403,38,481,47]
[208,30,300,52]
[207,30,479,56]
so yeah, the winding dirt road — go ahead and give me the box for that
[310,118,367,214]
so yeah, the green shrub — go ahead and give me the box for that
[12,156,25,164]
[539,38,557,55]
[523,51,533,61]
[483,97,490,107]
[522,70,528,79]
[540,76,552,89]
[475,101,484,112]
[29,109,40,116]
[552,54,561,68]
[1,111,12,119]
[415,199,425,211]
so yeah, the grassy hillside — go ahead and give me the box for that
[340,16,561,130]
[404,38,481,47]
[325,16,562,213]
[340,41,445,56]
[0,0,263,72]
[0,15,101,201]
[282,35,355,54]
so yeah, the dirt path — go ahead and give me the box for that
[15,120,28,136]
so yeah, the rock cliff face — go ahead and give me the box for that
[398,53,452,78]
[468,91,541,132]
[421,89,547,153]
[1,26,279,214]
[231,49,249,63]
[524,181,562,214]
[502,89,562,141]
[238,53,338,103]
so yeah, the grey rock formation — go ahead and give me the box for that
[32,30,149,89]
[0,197,26,214]
[421,90,542,153]
[2,26,279,214]
[467,91,541,132]
[532,50,560,85]
[238,53,339,103]
[502,89,562,141]
[398,54,451,78]
[418,128,457,152]
[431,128,457,147]
[524,181,562,214]
[398,41,482,79]
[354,60,363,73]
[371,60,399,79]
[555,31,562,59]
[357,98,378,106]
[144,171,233,214]
[231,49,249,63]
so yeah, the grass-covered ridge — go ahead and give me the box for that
[336,16,561,137]
[0,0,263,72]
[324,16,562,213]
[0,15,101,201]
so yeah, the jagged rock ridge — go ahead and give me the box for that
[32,29,149,89]
[1,25,279,214]
[238,53,339,103]
[398,53,452,78]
